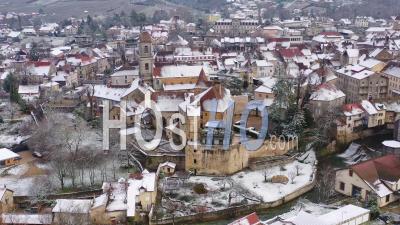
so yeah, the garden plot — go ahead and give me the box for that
[157,176,260,218]
[156,151,317,219]
[232,153,316,202]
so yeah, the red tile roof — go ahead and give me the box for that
[30,61,51,67]
[277,47,303,58]
[351,155,400,183]
[228,212,261,225]
[342,103,363,112]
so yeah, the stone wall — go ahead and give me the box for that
[145,154,185,171]
[185,138,298,176]
[150,178,316,225]
[185,144,248,175]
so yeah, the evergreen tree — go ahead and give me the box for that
[367,198,380,220]
[269,78,295,122]
[29,42,40,61]
[3,73,21,103]
[282,110,306,137]
[225,77,244,96]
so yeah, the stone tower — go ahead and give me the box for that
[139,31,154,87]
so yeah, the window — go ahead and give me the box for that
[340,182,345,191]
[194,159,197,164]
[386,195,390,202]
[144,45,149,54]
[145,63,149,71]
[349,169,353,177]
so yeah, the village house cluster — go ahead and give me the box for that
[0,0,400,224]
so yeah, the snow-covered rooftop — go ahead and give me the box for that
[2,213,52,225]
[52,199,93,213]
[318,205,370,225]
[310,84,345,102]
[0,148,20,162]
[126,170,156,217]
[361,100,378,115]
[18,85,39,94]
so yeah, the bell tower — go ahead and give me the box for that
[139,31,154,87]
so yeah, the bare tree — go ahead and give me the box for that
[295,165,303,176]
[50,152,68,189]
[315,165,336,203]
[289,170,296,184]
[28,110,60,155]
[30,176,54,203]
[61,117,86,188]
[263,168,272,182]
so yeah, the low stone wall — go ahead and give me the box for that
[249,154,298,171]
[14,189,103,204]
[150,177,317,225]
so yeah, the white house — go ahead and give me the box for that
[18,85,40,102]
[253,60,274,78]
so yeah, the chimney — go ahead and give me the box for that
[213,79,222,96]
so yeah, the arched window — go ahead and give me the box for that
[144,45,149,54]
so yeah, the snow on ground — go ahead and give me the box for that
[35,162,51,170]
[6,164,29,176]
[232,159,316,202]
[0,135,29,148]
[158,151,317,218]
[0,176,40,196]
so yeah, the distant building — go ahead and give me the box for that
[18,85,40,102]
[336,65,388,103]
[110,69,139,87]
[213,18,259,36]
[355,17,369,28]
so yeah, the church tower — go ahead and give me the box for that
[139,31,154,87]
